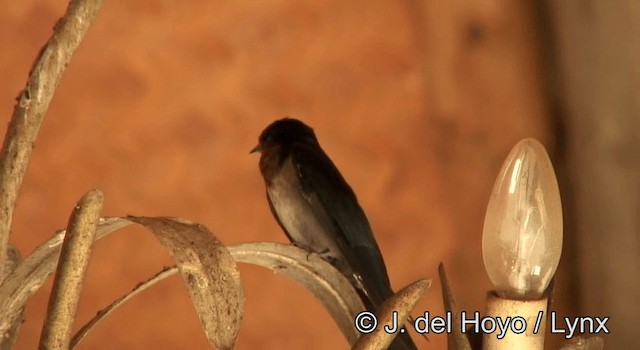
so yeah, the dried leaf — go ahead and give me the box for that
[127,216,243,350]
[228,242,366,344]
[352,279,430,350]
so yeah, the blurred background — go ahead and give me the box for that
[1,1,637,349]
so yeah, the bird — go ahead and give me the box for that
[251,118,417,350]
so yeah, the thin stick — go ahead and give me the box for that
[0,0,106,276]
[39,190,103,350]
[70,266,179,349]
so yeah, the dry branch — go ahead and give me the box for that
[39,190,103,350]
[0,0,106,276]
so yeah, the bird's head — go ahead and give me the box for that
[251,118,318,154]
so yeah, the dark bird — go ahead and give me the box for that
[252,118,417,350]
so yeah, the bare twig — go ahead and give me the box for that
[70,266,179,349]
[0,0,106,276]
[39,190,103,350]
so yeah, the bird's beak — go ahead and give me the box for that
[250,144,262,154]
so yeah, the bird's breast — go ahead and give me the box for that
[267,157,345,262]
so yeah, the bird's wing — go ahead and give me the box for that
[291,143,394,308]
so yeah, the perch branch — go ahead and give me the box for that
[0,0,106,276]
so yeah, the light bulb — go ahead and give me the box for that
[482,138,563,299]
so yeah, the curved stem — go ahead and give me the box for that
[0,0,106,276]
